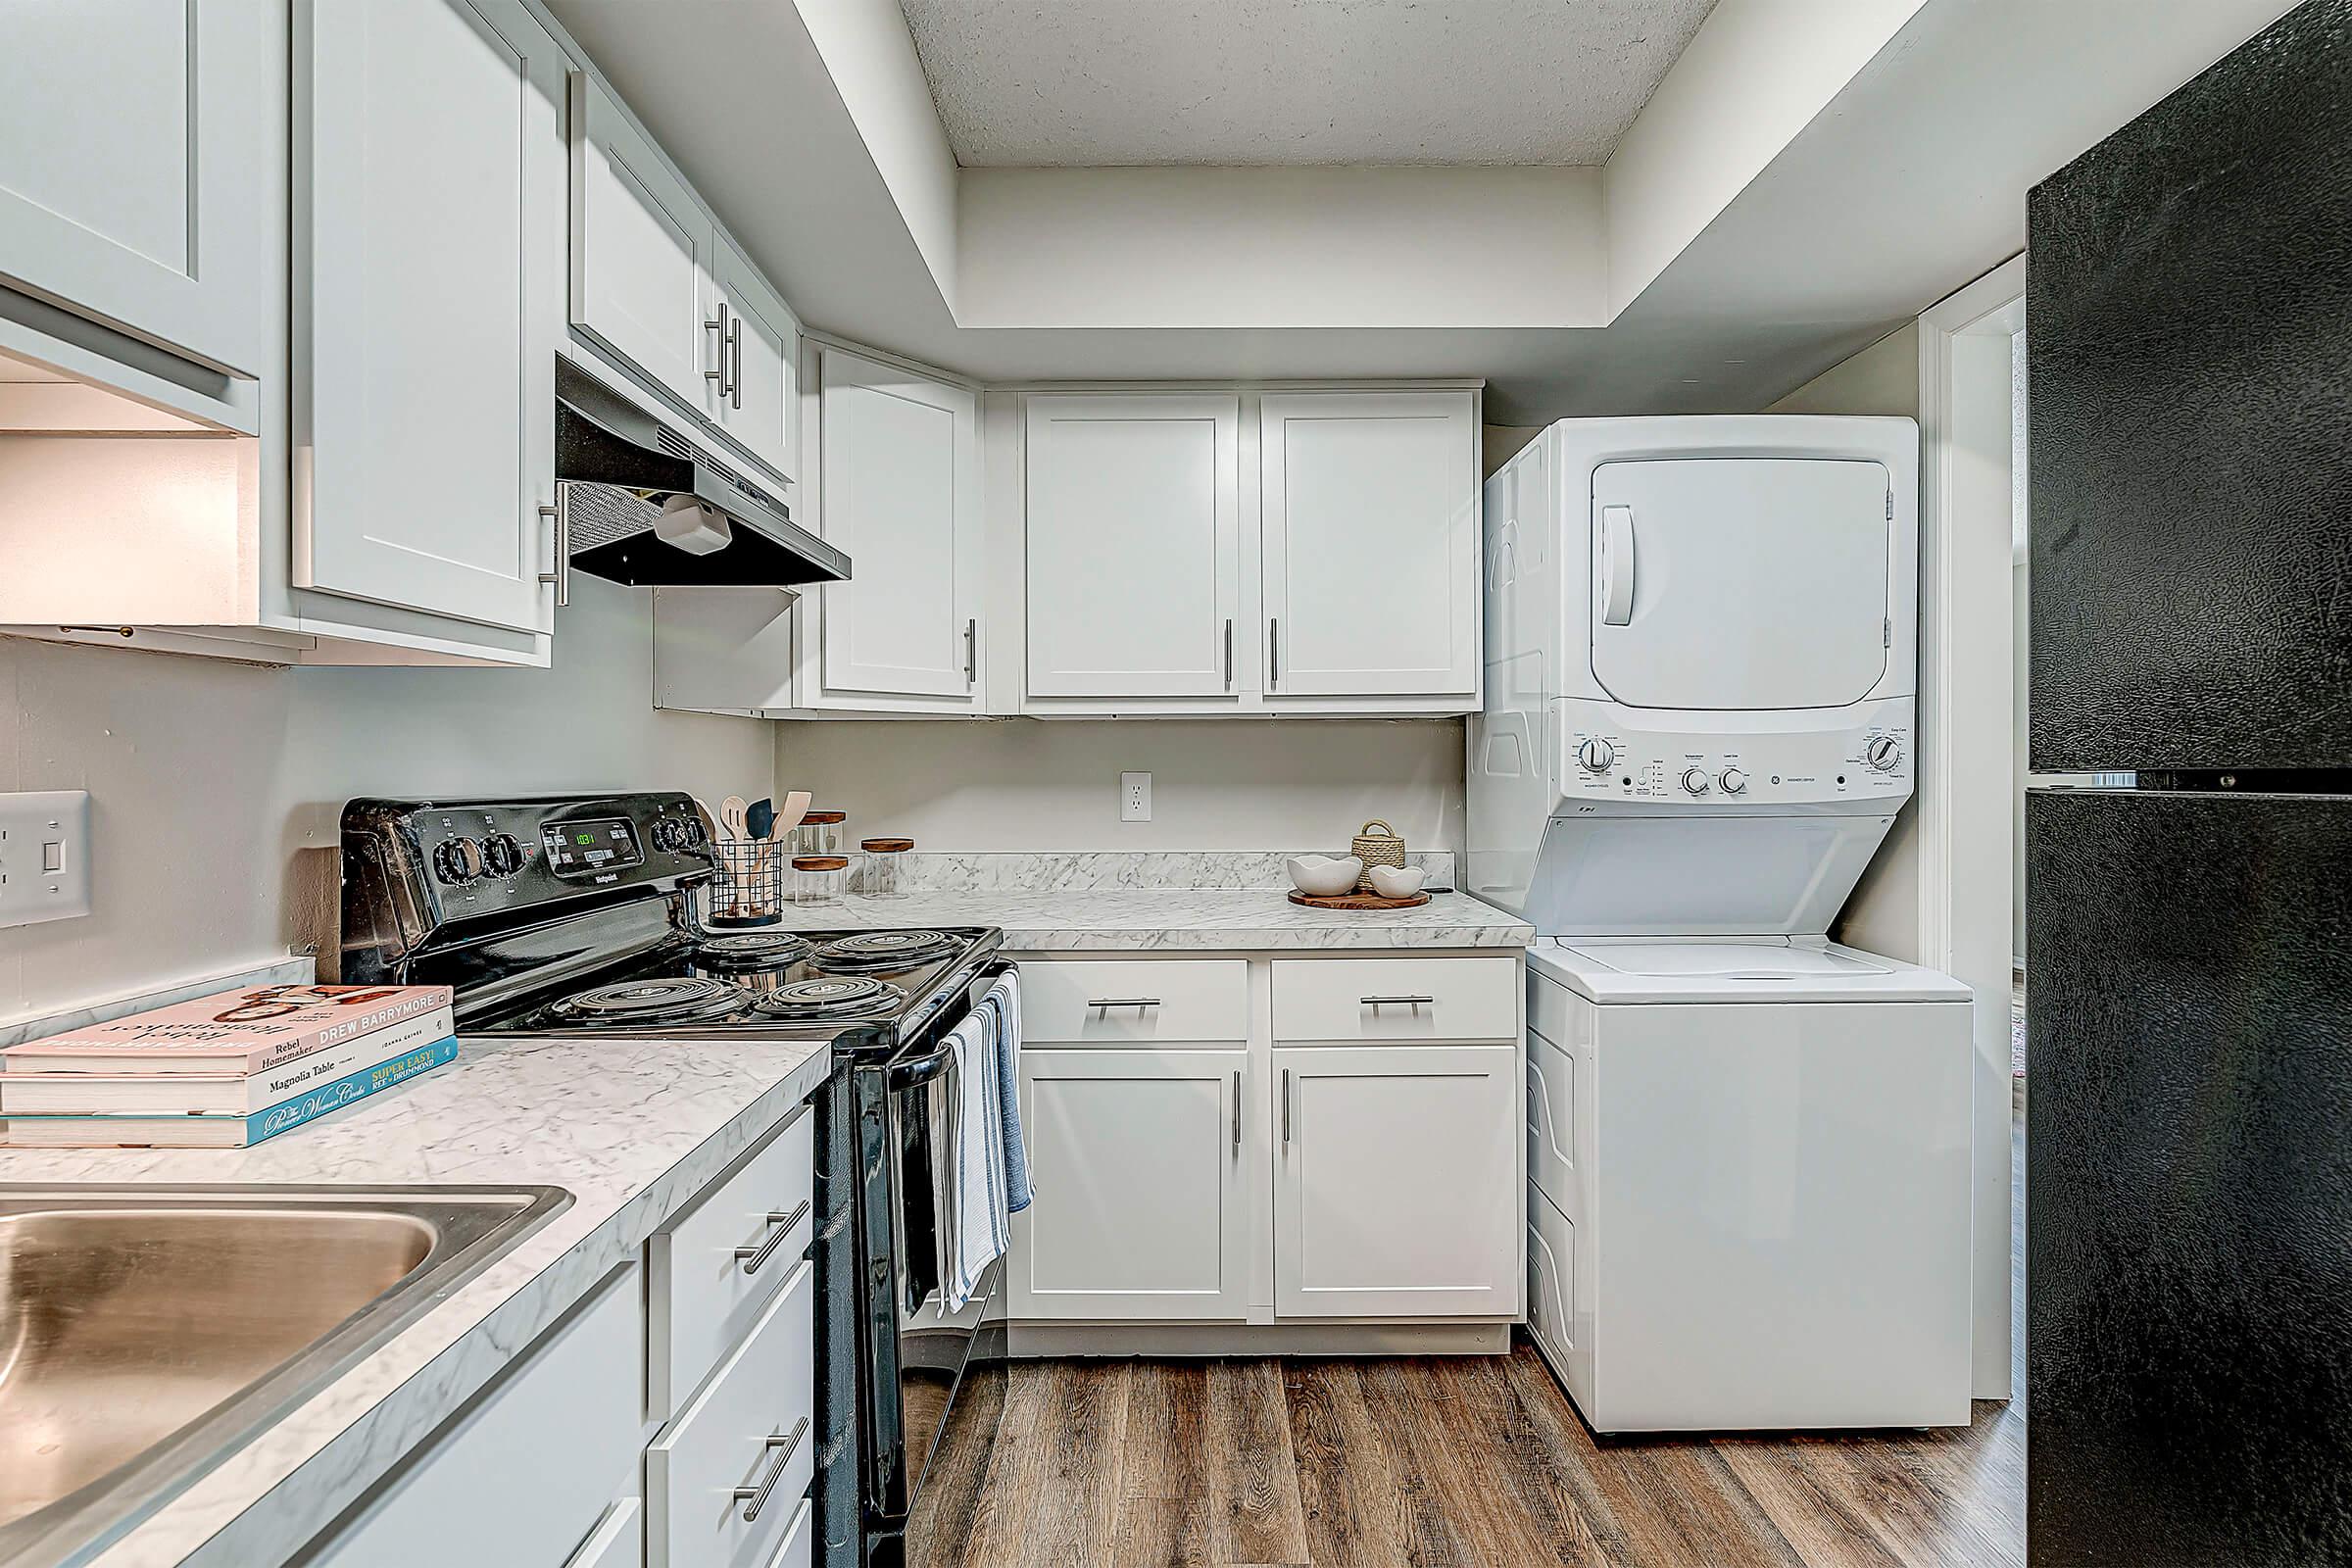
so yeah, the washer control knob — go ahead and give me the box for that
[432,837,483,885]
[1577,738,1616,774]
[480,833,524,877]
[1720,767,1748,795]
[1864,735,1904,771]
[1680,766,1712,796]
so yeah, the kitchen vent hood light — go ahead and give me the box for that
[553,355,848,589]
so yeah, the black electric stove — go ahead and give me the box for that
[339,793,1005,1568]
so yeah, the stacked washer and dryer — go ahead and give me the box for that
[1469,416,1974,1433]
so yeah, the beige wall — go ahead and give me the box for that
[775,718,1463,856]
[0,576,774,1024]
[1768,320,1924,959]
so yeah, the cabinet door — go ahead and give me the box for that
[1275,1046,1519,1318]
[817,349,981,702]
[1261,392,1479,697]
[1010,1050,1250,1320]
[570,73,719,413]
[1024,394,1240,698]
[0,0,270,377]
[296,0,564,635]
[710,236,799,485]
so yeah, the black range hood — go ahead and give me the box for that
[554,355,849,588]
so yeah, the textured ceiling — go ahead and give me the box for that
[898,0,1718,167]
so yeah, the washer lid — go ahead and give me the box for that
[1529,937,1972,1004]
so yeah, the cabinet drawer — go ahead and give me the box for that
[650,1107,814,1416]
[648,1258,817,1568]
[1019,959,1249,1045]
[1271,956,1519,1042]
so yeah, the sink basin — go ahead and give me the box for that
[0,1185,571,1568]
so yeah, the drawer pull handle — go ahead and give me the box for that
[1087,997,1160,1010]
[1361,995,1436,1008]
[733,1416,809,1522]
[1281,1067,1293,1147]
[1231,1070,1243,1150]
[735,1200,812,1274]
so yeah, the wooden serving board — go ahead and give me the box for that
[1288,889,1432,910]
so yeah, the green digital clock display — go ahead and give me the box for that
[542,816,644,877]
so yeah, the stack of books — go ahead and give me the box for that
[0,983,456,1148]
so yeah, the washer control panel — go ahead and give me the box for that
[1555,701,1912,806]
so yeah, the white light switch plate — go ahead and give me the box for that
[1120,772,1152,823]
[0,790,92,928]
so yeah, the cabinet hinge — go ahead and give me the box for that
[1885,490,1895,520]
[1884,617,1892,647]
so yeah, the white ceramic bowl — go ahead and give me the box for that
[1287,855,1364,898]
[1367,864,1427,899]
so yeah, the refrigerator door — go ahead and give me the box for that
[2028,788,2352,1566]
[2026,0,2352,773]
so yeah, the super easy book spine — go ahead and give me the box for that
[241,1006,454,1112]
[243,1037,458,1145]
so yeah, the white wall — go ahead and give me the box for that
[1767,320,1923,959]
[0,577,774,1022]
[775,718,1462,856]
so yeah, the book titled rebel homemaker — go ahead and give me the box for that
[0,983,456,1148]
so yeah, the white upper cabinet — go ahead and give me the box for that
[815,347,981,704]
[709,236,799,484]
[569,73,720,416]
[296,0,564,636]
[1024,394,1241,699]
[0,0,271,379]
[1260,391,1479,698]
[1274,1045,1520,1319]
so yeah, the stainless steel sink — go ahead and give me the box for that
[0,1185,571,1568]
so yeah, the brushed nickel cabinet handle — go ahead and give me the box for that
[729,318,743,410]
[1268,617,1280,688]
[1361,995,1436,1008]
[964,618,978,684]
[1232,1070,1243,1150]
[732,1416,809,1521]
[1223,617,1234,687]
[734,1200,811,1274]
[537,500,567,608]
[706,302,731,397]
[1281,1067,1293,1146]
[1087,997,1160,1010]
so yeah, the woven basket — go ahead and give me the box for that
[1349,818,1406,891]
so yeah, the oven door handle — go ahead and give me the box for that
[892,1042,957,1089]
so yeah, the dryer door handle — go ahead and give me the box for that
[1599,505,1636,625]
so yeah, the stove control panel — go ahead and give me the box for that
[342,793,716,950]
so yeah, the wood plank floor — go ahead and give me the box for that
[923,1093,2028,1568]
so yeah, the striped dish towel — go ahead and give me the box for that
[986,971,1033,1214]
[940,998,1010,1313]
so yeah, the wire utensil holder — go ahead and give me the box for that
[708,838,784,927]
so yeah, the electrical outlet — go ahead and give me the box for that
[0,790,92,929]
[1120,772,1152,823]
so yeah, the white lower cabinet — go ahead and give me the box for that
[293,1263,647,1566]
[1274,1045,1521,1318]
[292,1104,820,1568]
[647,1258,818,1568]
[1005,952,1526,1333]
[1011,1048,1250,1320]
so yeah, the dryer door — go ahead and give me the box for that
[1589,458,1891,710]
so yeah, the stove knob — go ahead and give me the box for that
[1720,767,1748,795]
[481,833,524,877]
[649,819,680,854]
[1680,766,1712,796]
[1864,735,1904,771]
[432,837,483,885]
[1577,737,1616,774]
[678,814,706,848]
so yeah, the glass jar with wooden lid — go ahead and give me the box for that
[860,837,913,900]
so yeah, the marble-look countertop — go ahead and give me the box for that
[760,887,1533,951]
[0,1031,833,1568]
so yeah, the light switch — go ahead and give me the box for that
[1120,772,1152,823]
[0,791,92,929]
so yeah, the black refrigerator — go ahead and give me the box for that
[2026,2,2352,1564]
